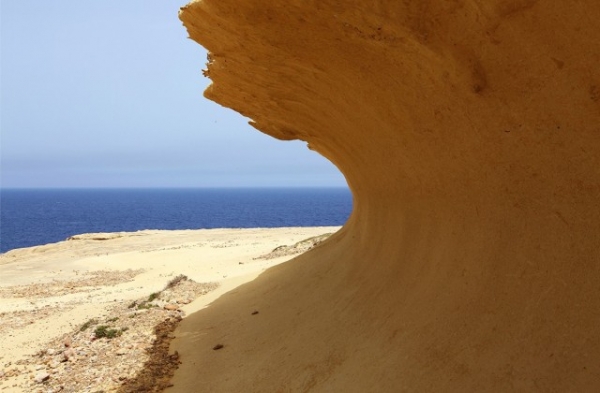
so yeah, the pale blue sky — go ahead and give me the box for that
[0,1,346,188]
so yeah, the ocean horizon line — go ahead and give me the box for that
[0,186,350,191]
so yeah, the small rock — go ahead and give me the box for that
[34,372,50,383]
[116,348,127,356]
[4,367,18,377]
[63,336,72,347]
[62,349,75,362]
[46,348,55,356]
[164,304,179,311]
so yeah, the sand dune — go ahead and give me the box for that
[176,1,600,391]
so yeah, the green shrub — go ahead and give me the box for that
[165,274,187,289]
[80,318,98,332]
[94,325,122,339]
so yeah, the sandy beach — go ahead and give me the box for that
[0,227,339,392]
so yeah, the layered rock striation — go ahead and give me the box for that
[174,1,600,391]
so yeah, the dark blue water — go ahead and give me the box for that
[0,188,352,253]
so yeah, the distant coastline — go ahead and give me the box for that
[0,187,352,253]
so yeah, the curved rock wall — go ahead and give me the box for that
[174,1,600,391]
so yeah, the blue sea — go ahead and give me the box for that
[0,188,352,253]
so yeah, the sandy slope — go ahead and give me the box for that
[176,1,600,391]
[0,227,338,391]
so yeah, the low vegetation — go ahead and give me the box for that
[94,325,128,339]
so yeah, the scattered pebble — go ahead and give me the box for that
[0,276,219,392]
[34,371,50,383]
[0,269,145,298]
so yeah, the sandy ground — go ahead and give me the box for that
[0,227,338,392]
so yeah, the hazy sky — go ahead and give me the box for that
[1,1,346,188]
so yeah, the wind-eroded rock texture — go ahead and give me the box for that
[175,1,600,391]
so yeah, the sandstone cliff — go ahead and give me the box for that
[174,1,600,391]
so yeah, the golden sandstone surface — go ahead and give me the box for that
[174,1,600,391]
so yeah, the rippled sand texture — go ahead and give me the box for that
[175,1,600,391]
